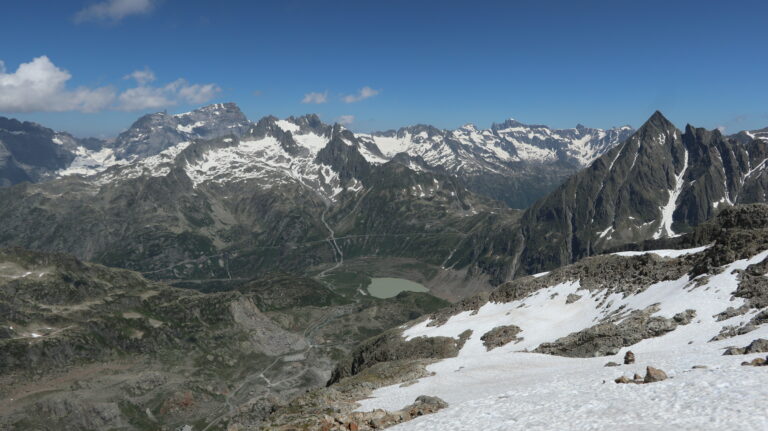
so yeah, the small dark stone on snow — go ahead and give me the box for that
[614,376,631,384]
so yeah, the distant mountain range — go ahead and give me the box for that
[1,104,768,290]
[0,103,634,207]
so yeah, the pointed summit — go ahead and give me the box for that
[641,110,676,132]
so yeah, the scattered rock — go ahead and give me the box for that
[624,351,635,364]
[643,366,668,383]
[713,305,749,321]
[723,338,768,356]
[614,376,632,384]
[673,309,697,325]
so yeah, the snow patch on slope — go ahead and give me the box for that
[654,149,689,239]
[356,248,768,430]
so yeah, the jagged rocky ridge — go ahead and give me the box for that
[447,112,768,282]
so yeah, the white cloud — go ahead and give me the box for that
[0,57,220,113]
[117,78,221,111]
[74,0,155,23]
[0,56,116,112]
[337,115,355,125]
[342,86,379,103]
[302,91,328,104]
[124,67,156,85]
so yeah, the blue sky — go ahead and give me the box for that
[1,0,767,137]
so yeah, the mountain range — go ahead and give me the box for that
[0,103,633,207]
[1,105,768,292]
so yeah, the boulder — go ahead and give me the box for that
[624,351,635,364]
[604,361,620,367]
[614,376,631,384]
[413,395,448,409]
[644,366,668,383]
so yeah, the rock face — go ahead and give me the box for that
[454,112,768,282]
[110,102,250,160]
[515,113,768,274]
[0,117,85,186]
[328,327,467,385]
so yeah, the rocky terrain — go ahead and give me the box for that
[0,248,448,430]
[258,204,768,430]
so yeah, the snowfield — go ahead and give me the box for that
[356,247,768,430]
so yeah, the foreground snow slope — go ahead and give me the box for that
[357,245,768,430]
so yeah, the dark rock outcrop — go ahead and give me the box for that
[534,306,694,358]
[480,324,522,350]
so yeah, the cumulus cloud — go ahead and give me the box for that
[0,57,220,113]
[342,86,379,103]
[337,115,355,125]
[116,78,220,111]
[302,91,328,104]
[74,0,155,23]
[0,56,116,112]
